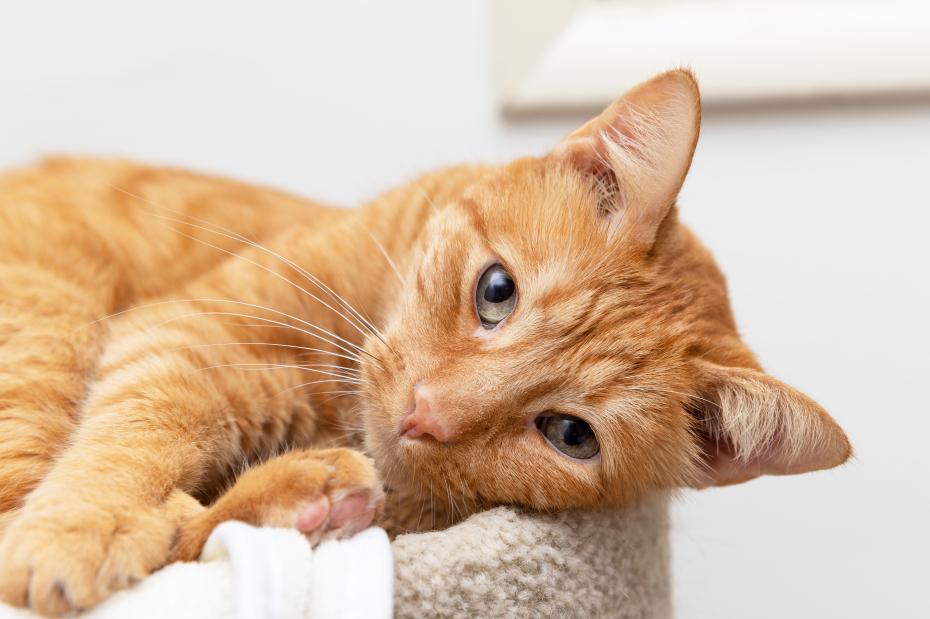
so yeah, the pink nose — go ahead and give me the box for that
[400,382,451,442]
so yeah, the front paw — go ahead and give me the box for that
[174,448,384,560]
[302,448,385,540]
[0,500,181,615]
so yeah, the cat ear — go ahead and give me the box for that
[551,69,701,248]
[687,360,852,488]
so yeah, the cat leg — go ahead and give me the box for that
[0,488,203,615]
[0,328,241,616]
[0,262,113,515]
[0,254,351,614]
[172,448,383,561]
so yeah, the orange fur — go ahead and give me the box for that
[0,70,849,615]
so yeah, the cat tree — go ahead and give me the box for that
[393,496,671,618]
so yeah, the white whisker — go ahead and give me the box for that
[365,230,404,285]
[124,296,372,361]
[192,363,363,383]
[111,185,387,344]
[321,391,364,405]
[148,309,363,363]
[178,341,361,370]
[271,380,364,399]
[149,212,378,345]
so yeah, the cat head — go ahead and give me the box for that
[361,70,850,516]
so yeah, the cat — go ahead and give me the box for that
[0,70,850,615]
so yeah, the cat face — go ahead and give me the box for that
[360,71,850,515]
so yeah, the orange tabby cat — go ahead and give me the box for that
[0,71,849,615]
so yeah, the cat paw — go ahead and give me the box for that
[0,498,184,616]
[275,448,384,541]
[173,448,384,560]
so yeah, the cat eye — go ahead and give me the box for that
[535,414,600,460]
[475,263,517,328]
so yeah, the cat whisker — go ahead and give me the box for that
[452,472,473,518]
[177,341,362,368]
[219,322,365,354]
[428,481,435,531]
[145,212,381,345]
[271,380,364,400]
[293,350,362,370]
[219,332,360,365]
[146,306,367,364]
[417,187,440,217]
[364,230,404,286]
[442,477,458,526]
[156,216,383,347]
[192,363,363,383]
[291,363,361,376]
[112,186,388,347]
[79,297,374,366]
[332,418,367,434]
[202,356,362,378]
[188,298,378,365]
[411,459,427,532]
[185,217,388,348]
[314,389,365,400]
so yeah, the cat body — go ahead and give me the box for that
[0,71,849,615]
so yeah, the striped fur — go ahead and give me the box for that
[0,70,849,615]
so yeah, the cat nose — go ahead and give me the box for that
[400,382,452,442]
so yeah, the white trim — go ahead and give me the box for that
[493,0,930,112]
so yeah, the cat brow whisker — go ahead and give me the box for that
[364,229,404,286]
[417,187,440,217]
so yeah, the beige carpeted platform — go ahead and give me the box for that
[393,495,671,618]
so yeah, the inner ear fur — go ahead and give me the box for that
[551,69,701,249]
[687,360,852,488]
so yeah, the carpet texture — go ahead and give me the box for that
[393,495,671,618]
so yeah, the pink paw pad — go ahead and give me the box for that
[295,496,330,533]
[327,492,376,536]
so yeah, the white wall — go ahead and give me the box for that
[2,2,927,617]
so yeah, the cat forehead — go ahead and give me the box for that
[419,163,717,355]
[472,162,604,234]
[435,171,612,267]
[426,211,671,359]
